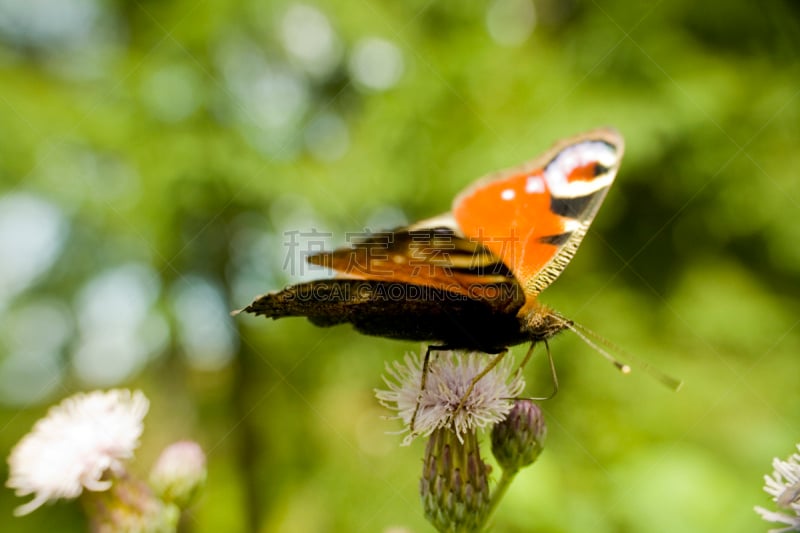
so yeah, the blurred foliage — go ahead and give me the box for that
[0,0,799,531]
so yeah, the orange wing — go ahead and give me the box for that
[452,128,624,296]
[306,224,516,301]
[307,128,623,301]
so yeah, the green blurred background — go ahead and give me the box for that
[0,0,798,531]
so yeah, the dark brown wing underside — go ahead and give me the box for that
[242,279,529,352]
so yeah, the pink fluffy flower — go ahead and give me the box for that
[7,389,149,516]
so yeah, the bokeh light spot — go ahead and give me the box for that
[486,0,536,47]
[0,193,67,309]
[72,263,162,385]
[348,37,404,92]
[171,276,237,371]
[280,4,342,78]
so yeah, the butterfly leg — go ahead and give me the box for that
[516,341,539,377]
[454,349,509,415]
[513,339,559,401]
[410,344,456,434]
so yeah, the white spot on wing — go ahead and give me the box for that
[525,175,545,193]
[501,188,516,201]
[563,219,584,232]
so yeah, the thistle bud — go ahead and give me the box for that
[420,428,491,532]
[149,441,206,508]
[491,400,546,473]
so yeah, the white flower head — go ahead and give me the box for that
[6,389,149,516]
[755,443,800,532]
[375,350,525,445]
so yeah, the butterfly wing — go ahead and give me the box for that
[452,128,624,296]
[306,223,520,302]
[241,279,527,351]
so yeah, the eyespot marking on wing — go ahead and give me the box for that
[544,141,617,198]
[451,128,624,296]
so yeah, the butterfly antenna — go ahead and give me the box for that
[562,320,683,392]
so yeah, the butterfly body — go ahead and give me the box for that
[241,128,624,353]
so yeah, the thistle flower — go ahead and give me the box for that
[6,389,149,516]
[755,443,800,532]
[491,400,546,473]
[375,351,525,445]
[150,440,207,508]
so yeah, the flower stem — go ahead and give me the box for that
[483,468,518,530]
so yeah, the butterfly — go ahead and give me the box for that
[241,127,621,344]
[237,128,659,424]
